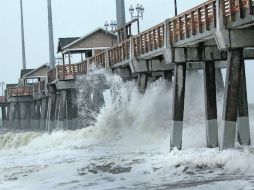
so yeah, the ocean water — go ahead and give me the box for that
[0,72,254,190]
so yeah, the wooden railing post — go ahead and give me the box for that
[130,37,135,61]
[191,11,195,36]
[205,5,210,31]
[198,8,202,33]
[213,1,217,28]
[237,0,244,18]
[249,0,254,14]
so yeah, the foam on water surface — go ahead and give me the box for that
[0,71,254,190]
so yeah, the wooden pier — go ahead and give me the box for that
[1,0,254,150]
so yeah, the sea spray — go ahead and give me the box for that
[0,71,223,151]
[0,73,254,189]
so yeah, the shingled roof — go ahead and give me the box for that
[62,28,116,51]
[57,37,80,53]
[20,69,34,78]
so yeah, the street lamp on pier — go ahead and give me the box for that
[129,4,144,20]
[104,20,117,46]
[104,20,117,33]
[129,4,145,34]
[174,0,178,16]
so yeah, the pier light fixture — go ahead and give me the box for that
[104,20,117,33]
[104,20,117,46]
[110,20,117,31]
[129,3,144,20]
[129,5,134,18]
[104,21,109,31]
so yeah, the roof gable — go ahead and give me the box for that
[57,37,80,53]
[59,28,117,53]
[22,64,49,79]
[20,69,34,78]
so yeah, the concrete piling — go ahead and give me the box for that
[30,101,36,129]
[203,61,219,148]
[47,93,57,132]
[221,49,242,149]
[1,106,7,128]
[19,102,31,129]
[40,98,48,131]
[164,70,173,88]
[35,100,42,130]
[138,73,148,93]
[14,103,21,129]
[171,62,186,150]
[237,60,251,146]
[6,104,10,128]
[54,92,61,129]
[56,90,67,130]
[215,68,224,92]
[66,90,79,130]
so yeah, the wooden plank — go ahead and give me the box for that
[228,0,234,22]
[184,14,189,38]
[158,26,161,47]
[191,11,195,36]
[212,1,217,28]
[204,5,210,31]
[153,29,157,49]
[237,0,244,18]
[197,8,202,33]
[248,0,254,14]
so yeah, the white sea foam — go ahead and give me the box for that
[0,72,253,189]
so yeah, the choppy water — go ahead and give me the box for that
[0,72,254,190]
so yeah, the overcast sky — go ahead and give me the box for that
[0,0,254,102]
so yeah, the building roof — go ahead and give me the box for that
[6,84,19,88]
[57,28,117,53]
[20,69,34,78]
[57,37,80,53]
[22,64,49,79]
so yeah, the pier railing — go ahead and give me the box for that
[223,0,254,22]
[133,23,165,56]
[33,80,46,95]
[87,52,107,68]
[48,68,57,83]
[77,60,88,75]
[108,39,130,66]
[169,0,216,44]
[45,0,254,83]
[58,64,79,80]
[8,87,33,97]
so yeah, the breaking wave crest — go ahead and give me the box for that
[1,71,254,181]
[0,71,217,151]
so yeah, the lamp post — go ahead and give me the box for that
[47,0,55,69]
[104,20,117,33]
[20,0,26,69]
[104,20,117,46]
[129,4,144,34]
[174,0,178,16]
